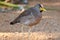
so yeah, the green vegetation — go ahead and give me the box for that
[0,1,19,8]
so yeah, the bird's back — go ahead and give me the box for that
[10,7,42,26]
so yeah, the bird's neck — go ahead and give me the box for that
[34,6,40,10]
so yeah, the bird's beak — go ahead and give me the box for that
[40,7,46,12]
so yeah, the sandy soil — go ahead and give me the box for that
[0,32,60,40]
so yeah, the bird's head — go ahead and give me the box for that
[36,4,46,12]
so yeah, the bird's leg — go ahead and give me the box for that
[28,27,32,40]
[21,24,24,40]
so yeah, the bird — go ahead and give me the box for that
[10,4,46,40]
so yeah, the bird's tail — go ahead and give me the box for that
[10,21,17,25]
[10,19,20,25]
[10,13,21,25]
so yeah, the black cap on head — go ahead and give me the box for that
[37,4,43,8]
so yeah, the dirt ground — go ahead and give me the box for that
[0,1,60,40]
